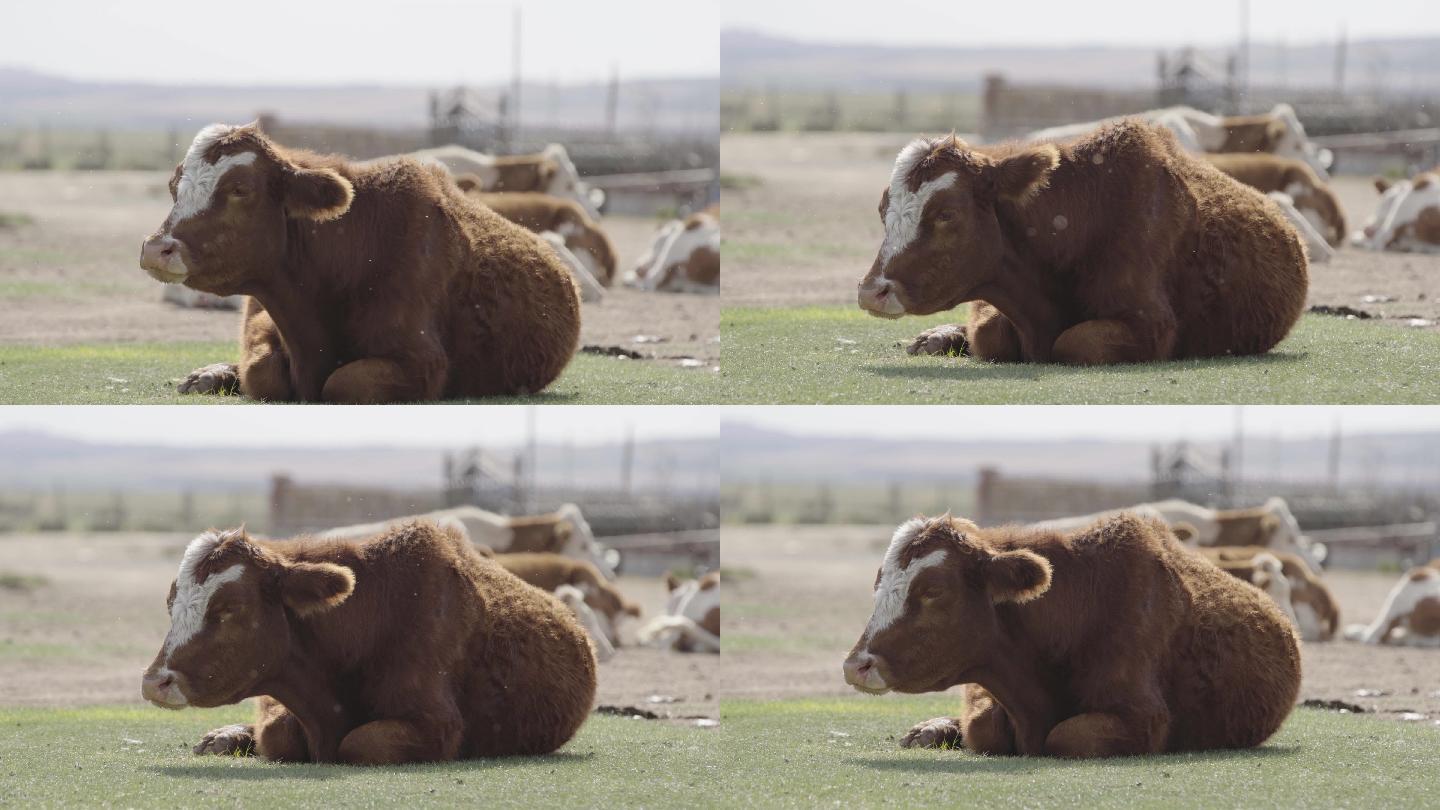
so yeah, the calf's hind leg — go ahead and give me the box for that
[1051,318,1173,365]
[337,718,463,765]
[321,357,443,404]
[1043,710,1169,758]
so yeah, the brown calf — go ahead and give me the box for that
[493,552,641,633]
[859,122,1308,365]
[142,124,580,403]
[1198,546,1340,641]
[842,514,1299,757]
[465,191,617,285]
[1203,153,1346,246]
[140,522,596,763]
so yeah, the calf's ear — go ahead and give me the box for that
[281,561,355,616]
[284,167,354,222]
[665,573,680,592]
[985,549,1052,604]
[990,145,1060,203]
[1373,177,1392,194]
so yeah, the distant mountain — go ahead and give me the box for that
[721,29,1440,94]
[0,66,718,134]
[0,430,718,495]
[721,423,1440,487]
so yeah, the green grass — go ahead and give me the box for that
[0,342,721,405]
[721,697,1440,808]
[720,306,1440,403]
[0,704,718,807]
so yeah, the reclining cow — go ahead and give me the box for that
[1026,104,1332,179]
[491,551,642,659]
[842,514,1300,757]
[861,124,1309,366]
[1344,560,1440,646]
[140,522,596,763]
[321,503,617,580]
[1197,546,1340,642]
[1202,152,1346,255]
[1034,497,1325,574]
[409,144,604,220]
[1353,172,1440,253]
[144,124,580,403]
[627,206,720,295]
[458,187,617,289]
[637,572,720,653]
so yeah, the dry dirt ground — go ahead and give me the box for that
[0,532,716,723]
[722,132,1440,331]
[722,523,1440,726]
[0,171,718,366]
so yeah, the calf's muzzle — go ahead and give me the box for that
[139,234,188,282]
[141,666,189,709]
[843,650,891,693]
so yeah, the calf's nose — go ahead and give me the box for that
[141,667,187,707]
[139,235,184,278]
[842,650,885,690]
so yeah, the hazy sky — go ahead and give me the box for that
[724,0,1436,47]
[3,1,718,85]
[0,407,719,448]
[727,406,1440,443]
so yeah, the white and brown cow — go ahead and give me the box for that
[1344,560,1440,646]
[140,522,595,763]
[1197,546,1340,642]
[626,206,720,295]
[1035,498,1325,574]
[1202,153,1346,248]
[489,551,643,655]
[409,144,604,220]
[1026,104,1332,179]
[637,571,720,653]
[842,514,1300,757]
[321,503,617,581]
[1354,172,1440,253]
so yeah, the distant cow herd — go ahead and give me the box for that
[843,497,1438,759]
[858,104,1440,366]
[142,123,720,402]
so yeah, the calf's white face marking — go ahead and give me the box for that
[170,124,257,226]
[879,140,957,270]
[162,531,244,660]
[863,518,948,638]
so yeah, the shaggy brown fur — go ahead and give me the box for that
[1199,546,1340,641]
[140,521,596,764]
[143,124,580,402]
[861,122,1309,365]
[467,191,617,284]
[1204,152,1346,246]
[494,552,641,625]
[843,514,1300,757]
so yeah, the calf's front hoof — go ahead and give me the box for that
[900,716,964,749]
[178,363,240,395]
[906,324,970,357]
[193,724,256,756]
